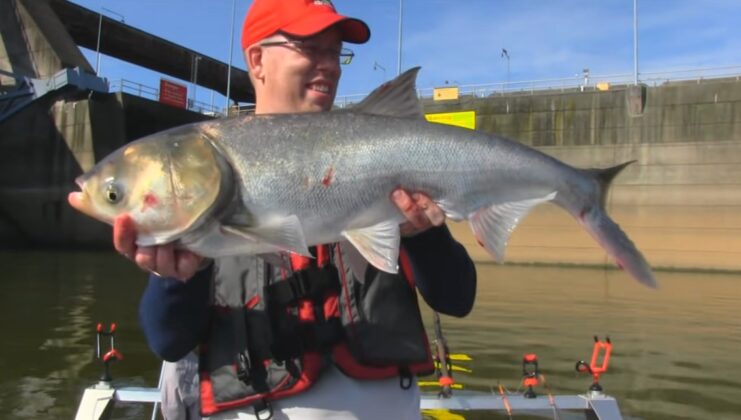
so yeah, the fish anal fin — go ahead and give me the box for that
[468,193,557,262]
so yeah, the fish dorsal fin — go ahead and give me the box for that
[468,192,557,261]
[220,215,311,257]
[341,220,401,274]
[351,67,423,119]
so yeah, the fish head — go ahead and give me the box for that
[68,124,231,244]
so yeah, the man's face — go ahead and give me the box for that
[254,28,343,114]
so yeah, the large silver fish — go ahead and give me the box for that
[68,67,656,288]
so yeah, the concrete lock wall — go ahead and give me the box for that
[423,78,741,272]
[0,92,212,247]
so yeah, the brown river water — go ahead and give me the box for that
[0,251,739,419]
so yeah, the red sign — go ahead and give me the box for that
[159,79,188,109]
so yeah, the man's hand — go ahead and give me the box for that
[391,189,446,237]
[113,214,204,281]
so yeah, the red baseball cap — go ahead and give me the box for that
[241,0,371,50]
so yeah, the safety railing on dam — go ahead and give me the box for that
[106,64,741,114]
[335,64,741,108]
[108,78,224,117]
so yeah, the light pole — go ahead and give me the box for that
[95,7,125,75]
[191,55,202,109]
[501,48,510,92]
[225,0,236,115]
[373,61,387,82]
[581,68,590,91]
[633,0,639,85]
[396,0,403,76]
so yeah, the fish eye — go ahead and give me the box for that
[104,182,123,204]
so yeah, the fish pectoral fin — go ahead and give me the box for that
[221,215,311,257]
[222,211,254,226]
[341,220,401,274]
[469,192,557,262]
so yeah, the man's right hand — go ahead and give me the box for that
[113,214,204,281]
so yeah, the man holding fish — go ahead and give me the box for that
[68,0,657,417]
[85,0,477,418]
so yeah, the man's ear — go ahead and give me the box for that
[245,45,264,82]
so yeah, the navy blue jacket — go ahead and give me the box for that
[139,226,476,362]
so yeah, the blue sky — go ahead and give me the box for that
[70,0,741,107]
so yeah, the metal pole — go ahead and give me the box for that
[95,11,102,74]
[396,0,403,76]
[225,0,236,115]
[150,362,166,420]
[507,55,510,91]
[192,55,201,108]
[95,7,124,76]
[501,49,510,92]
[633,0,639,85]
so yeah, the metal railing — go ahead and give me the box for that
[109,79,158,101]
[108,78,224,116]
[335,64,741,108]
[105,64,741,114]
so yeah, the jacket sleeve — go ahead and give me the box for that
[401,225,477,317]
[138,265,212,362]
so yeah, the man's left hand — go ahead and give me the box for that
[391,189,446,237]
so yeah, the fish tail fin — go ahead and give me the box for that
[580,160,658,288]
[588,160,636,208]
[581,208,657,288]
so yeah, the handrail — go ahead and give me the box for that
[335,64,741,108]
[104,64,741,113]
[108,78,224,117]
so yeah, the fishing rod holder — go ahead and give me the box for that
[95,323,124,384]
[432,311,454,399]
[522,353,540,398]
[575,336,612,394]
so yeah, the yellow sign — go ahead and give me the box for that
[433,86,459,101]
[596,82,610,91]
[425,111,476,130]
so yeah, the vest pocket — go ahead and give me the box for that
[199,306,298,416]
[338,265,433,372]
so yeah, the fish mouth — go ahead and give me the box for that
[67,176,92,216]
[74,175,86,190]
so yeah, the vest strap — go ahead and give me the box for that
[265,251,344,362]
[253,399,273,420]
[266,265,341,306]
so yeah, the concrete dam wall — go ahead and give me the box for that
[0,92,212,247]
[423,78,741,272]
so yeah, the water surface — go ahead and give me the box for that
[0,252,738,419]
